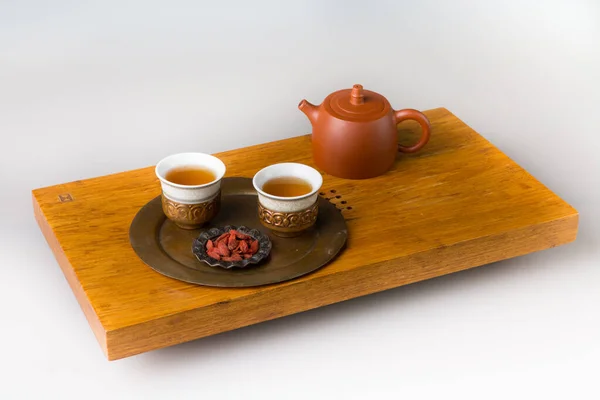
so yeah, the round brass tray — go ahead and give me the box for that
[129,177,348,287]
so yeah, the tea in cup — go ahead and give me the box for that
[155,152,226,229]
[252,163,323,237]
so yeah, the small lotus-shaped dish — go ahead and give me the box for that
[192,225,272,269]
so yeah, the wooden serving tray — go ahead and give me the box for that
[33,108,578,360]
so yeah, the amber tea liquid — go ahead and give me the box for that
[165,166,216,185]
[262,176,312,197]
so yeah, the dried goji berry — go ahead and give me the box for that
[239,240,249,253]
[215,233,229,245]
[228,237,238,251]
[237,232,251,240]
[222,254,242,262]
[207,250,221,260]
[216,241,230,257]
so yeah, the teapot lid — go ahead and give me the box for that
[324,84,390,121]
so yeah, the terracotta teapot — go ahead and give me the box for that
[299,84,431,179]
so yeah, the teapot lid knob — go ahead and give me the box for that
[349,84,364,105]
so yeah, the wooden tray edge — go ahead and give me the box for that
[104,212,578,360]
[32,191,109,358]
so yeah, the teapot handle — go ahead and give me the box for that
[394,109,431,153]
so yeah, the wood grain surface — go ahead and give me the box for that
[32,108,578,360]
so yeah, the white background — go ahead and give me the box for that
[1,1,599,399]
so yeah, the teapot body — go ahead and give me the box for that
[311,108,398,179]
[299,84,432,180]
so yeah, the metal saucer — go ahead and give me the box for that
[129,177,348,287]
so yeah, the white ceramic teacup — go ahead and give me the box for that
[155,153,226,229]
[253,163,323,237]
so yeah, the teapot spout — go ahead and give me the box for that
[298,99,319,125]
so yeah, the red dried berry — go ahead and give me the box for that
[239,240,249,253]
[207,250,221,260]
[215,233,229,245]
[228,237,238,251]
[216,241,230,257]
[222,254,242,262]
[236,232,251,240]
